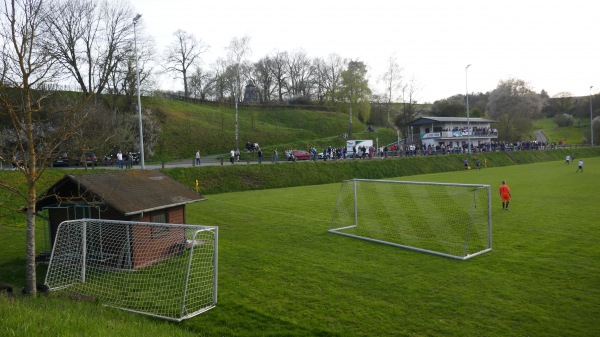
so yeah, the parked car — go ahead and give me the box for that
[52,152,77,167]
[287,150,311,161]
[78,152,98,167]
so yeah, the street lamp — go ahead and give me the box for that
[465,64,471,153]
[133,13,145,169]
[590,86,594,147]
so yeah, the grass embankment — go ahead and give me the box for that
[165,147,600,194]
[145,97,398,160]
[533,117,593,144]
[1,154,599,336]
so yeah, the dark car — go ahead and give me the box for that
[52,152,77,167]
[288,150,311,161]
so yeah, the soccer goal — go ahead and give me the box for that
[329,179,492,260]
[45,219,218,322]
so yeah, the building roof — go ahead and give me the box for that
[408,117,496,126]
[38,170,205,216]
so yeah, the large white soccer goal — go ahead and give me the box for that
[329,179,492,260]
[45,219,218,321]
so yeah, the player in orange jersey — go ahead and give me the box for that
[499,180,511,210]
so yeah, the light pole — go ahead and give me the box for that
[465,64,471,153]
[590,86,594,147]
[133,13,145,169]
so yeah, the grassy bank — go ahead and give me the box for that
[164,147,600,194]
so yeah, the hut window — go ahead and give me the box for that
[151,210,169,239]
[151,210,167,223]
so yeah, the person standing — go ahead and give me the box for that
[273,148,278,163]
[196,150,201,166]
[116,150,123,169]
[565,155,570,164]
[575,159,583,173]
[230,149,235,164]
[476,159,481,170]
[499,180,511,211]
[464,158,469,170]
[257,148,263,164]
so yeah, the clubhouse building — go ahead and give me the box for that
[407,117,497,152]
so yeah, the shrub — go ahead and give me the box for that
[554,113,574,127]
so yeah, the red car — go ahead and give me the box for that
[288,150,311,161]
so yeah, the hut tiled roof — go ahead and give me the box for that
[39,170,204,216]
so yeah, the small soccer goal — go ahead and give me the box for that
[329,179,492,260]
[45,219,218,321]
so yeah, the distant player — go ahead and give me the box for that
[565,155,570,164]
[464,159,469,170]
[499,180,511,211]
[575,160,583,173]
[476,159,481,170]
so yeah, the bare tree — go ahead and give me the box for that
[106,21,156,113]
[188,66,215,100]
[0,0,92,295]
[225,35,251,102]
[225,36,251,151]
[210,57,229,102]
[269,50,288,102]
[321,53,346,105]
[164,29,208,98]
[395,76,423,141]
[252,56,275,103]
[285,49,314,100]
[380,55,403,126]
[43,0,135,96]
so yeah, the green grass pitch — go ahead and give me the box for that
[1,157,599,336]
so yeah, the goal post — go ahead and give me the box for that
[45,219,218,322]
[329,179,492,260]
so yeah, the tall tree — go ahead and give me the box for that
[486,78,542,142]
[253,56,275,103]
[395,76,422,142]
[0,0,91,295]
[381,55,403,126]
[321,53,345,105]
[44,0,134,96]
[225,35,251,151]
[225,35,251,102]
[285,49,314,100]
[269,50,288,102]
[164,29,208,98]
[339,60,371,135]
[188,66,214,100]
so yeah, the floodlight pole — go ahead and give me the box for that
[465,64,471,154]
[235,87,239,152]
[133,14,145,169]
[590,86,594,147]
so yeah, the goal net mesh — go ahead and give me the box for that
[45,219,218,321]
[329,179,491,260]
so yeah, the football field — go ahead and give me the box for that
[1,157,598,336]
[184,157,600,336]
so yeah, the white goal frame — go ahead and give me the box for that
[329,179,492,260]
[45,219,218,321]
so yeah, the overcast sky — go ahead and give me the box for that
[129,0,599,103]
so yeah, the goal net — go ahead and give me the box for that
[45,219,218,321]
[329,179,492,260]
